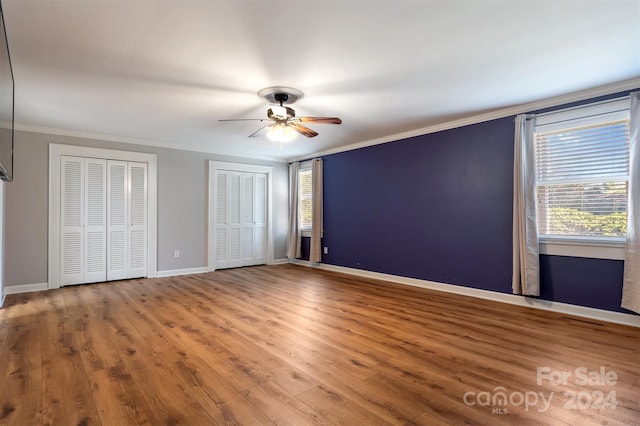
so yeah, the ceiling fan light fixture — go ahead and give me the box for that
[267,123,297,143]
[220,86,341,141]
[270,105,288,119]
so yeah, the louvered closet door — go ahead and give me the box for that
[215,170,229,269]
[213,169,268,270]
[241,173,255,265]
[61,156,106,285]
[107,160,128,281]
[242,173,267,266]
[128,162,147,278]
[61,156,85,285]
[84,158,107,283]
[227,172,243,268]
[251,173,267,265]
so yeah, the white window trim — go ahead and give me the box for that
[539,238,625,260]
[534,96,630,261]
[535,97,630,131]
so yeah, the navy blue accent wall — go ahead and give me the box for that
[539,255,627,313]
[322,117,514,294]
[317,98,636,314]
[300,236,311,261]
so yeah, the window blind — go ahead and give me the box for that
[299,169,313,230]
[535,119,630,238]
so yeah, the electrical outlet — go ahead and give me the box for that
[323,246,328,255]
[174,250,180,258]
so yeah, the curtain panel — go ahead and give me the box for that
[286,161,301,259]
[622,91,640,314]
[309,158,323,263]
[512,114,540,296]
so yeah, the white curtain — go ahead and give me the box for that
[622,91,640,313]
[512,114,540,296]
[309,158,323,263]
[286,162,301,259]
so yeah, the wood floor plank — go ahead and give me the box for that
[0,264,637,425]
[76,284,218,425]
[110,283,276,424]
[0,294,44,426]
[40,290,101,426]
[63,286,162,425]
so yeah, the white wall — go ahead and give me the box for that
[0,180,4,306]
[4,130,288,289]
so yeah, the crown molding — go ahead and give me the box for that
[12,78,639,165]
[13,123,286,163]
[287,77,640,162]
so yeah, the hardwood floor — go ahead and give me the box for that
[0,264,638,425]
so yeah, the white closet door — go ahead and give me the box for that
[213,168,268,270]
[241,173,255,265]
[242,173,267,266]
[128,162,147,278]
[61,156,106,285]
[227,172,243,268]
[107,160,128,281]
[215,170,229,269]
[252,173,268,265]
[61,156,85,285]
[84,158,107,283]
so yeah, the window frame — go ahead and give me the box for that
[298,161,313,237]
[533,97,630,260]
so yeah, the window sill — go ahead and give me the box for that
[539,238,625,260]
[301,230,311,238]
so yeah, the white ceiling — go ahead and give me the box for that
[3,0,640,161]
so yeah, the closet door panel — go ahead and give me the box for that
[215,171,229,269]
[253,173,267,265]
[241,173,255,265]
[61,156,84,285]
[128,162,147,278]
[227,172,242,268]
[84,159,107,283]
[107,160,128,281]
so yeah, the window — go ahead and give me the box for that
[298,168,312,231]
[534,98,630,250]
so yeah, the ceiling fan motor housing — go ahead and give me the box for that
[274,93,288,104]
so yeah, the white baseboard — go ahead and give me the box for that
[289,260,640,328]
[158,261,289,276]
[3,283,49,295]
[156,267,209,278]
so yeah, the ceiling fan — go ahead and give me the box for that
[219,87,342,142]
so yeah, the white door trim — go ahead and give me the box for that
[49,143,158,289]
[208,161,274,271]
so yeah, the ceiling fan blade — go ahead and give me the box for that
[297,117,342,125]
[218,118,270,122]
[248,124,272,138]
[289,122,319,138]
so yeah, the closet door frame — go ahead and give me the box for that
[208,161,274,271]
[49,144,158,289]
